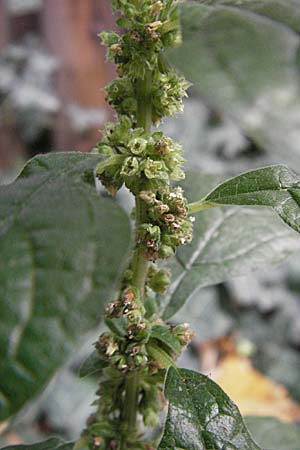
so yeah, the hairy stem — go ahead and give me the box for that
[131,197,148,301]
[131,70,153,299]
[123,370,141,438]
[123,69,153,443]
[136,70,153,130]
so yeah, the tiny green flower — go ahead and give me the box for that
[129,137,148,155]
[142,158,168,179]
[120,156,140,177]
[100,31,120,47]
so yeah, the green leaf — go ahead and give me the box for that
[162,172,300,319]
[1,439,74,450]
[146,342,176,369]
[199,0,300,32]
[150,324,182,354]
[167,1,300,168]
[158,367,261,450]
[79,350,108,378]
[0,153,131,420]
[190,165,300,234]
[245,416,300,450]
[105,317,127,337]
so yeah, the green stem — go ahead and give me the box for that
[123,70,153,444]
[123,370,141,437]
[131,69,153,300]
[188,200,215,214]
[131,196,148,302]
[136,70,153,130]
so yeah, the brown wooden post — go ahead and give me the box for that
[41,0,114,151]
[0,0,26,170]
[0,0,9,50]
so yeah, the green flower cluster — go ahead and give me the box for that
[138,186,194,260]
[96,117,185,195]
[83,368,164,450]
[102,0,179,79]
[80,0,196,448]
[146,264,171,294]
[81,284,193,450]
[105,70,190,125]
[100,0,189,123]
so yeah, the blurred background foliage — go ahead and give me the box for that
[1,0,300,448]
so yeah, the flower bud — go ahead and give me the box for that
[138,224,161,247]
[163,213,175,224]
[149,1,163,16]
[146,21,162,41]
[159,245,175,259]
[127,322,149,341]
[140,190,156,205]
[122,288,136,305]
[100,31,120,47]
[154,137,172,155]
[127,309,142,324]
[170,166,185,181]
[105,301,123,318]
[152,202,169,217]
[134,354,148,367]
[173,323,195,345]
[147,266,171,294]
[97,143,113,156]
[98,333,119,357]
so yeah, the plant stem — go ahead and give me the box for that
[136,70,153,130]
[123,370,141,436]
[123,69,153,444]
[188,200,215,214]
[131,69,153,300]
[131,196,148,301]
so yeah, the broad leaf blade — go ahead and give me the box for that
[158,367,261,450]
[167,2,300,169]
[0,153,131,420]
[200,0,300,32]
[1,439,74,450]
[199,165,300,233]
[162,172,300,319]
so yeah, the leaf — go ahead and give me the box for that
[158,367,261,450]
[0,153,131,420]
[146,342,176,369]
[150,324,182,354]
[105,317,127,337]
[161,172,300,319]
[244,416,300,450]
[1,439,74,450]
[190,165,300,234]
[167,1,300,169]
[79,350,108,378]
[215,355,300,423]
[199,0,300,32]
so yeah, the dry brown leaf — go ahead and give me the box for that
[0,421,8,435]
[213,355,300,423]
